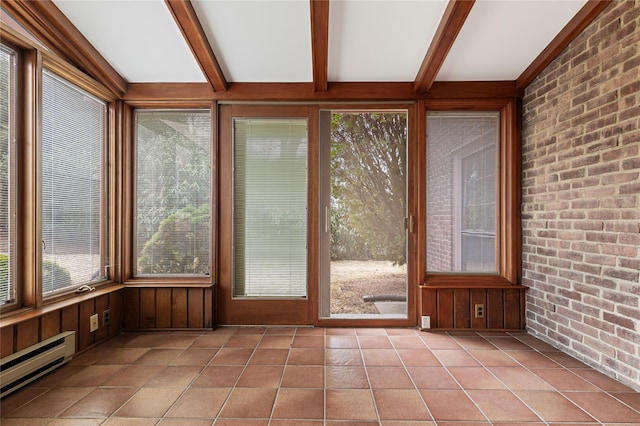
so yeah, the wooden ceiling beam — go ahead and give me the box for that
[413,0,475,94]
[310,0,330,92]
[165,0,228,92]
[2,0,127,97]
[516,0,611,89]
[124,81,519,103]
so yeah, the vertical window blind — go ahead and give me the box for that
[41,70,106,296]
[233,118,308,298]
[135,110,211,276]
[0,44,16,305]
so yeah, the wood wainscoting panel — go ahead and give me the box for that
[0,325,14,358]
[15,318,39,352]
[420,285,527,330]
[0,286,124,356]
[40,310,61,341]
[123,286,215,330]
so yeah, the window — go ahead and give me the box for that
[41,70,107,296]
[233,118,308,298]
[426,111,499,273]
[1,44,16,305]
[135,110,211,277]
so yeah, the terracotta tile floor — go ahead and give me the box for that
[2,327,640,425]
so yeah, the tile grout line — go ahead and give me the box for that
[392,327,438,424]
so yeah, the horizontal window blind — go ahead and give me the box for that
[135,110,211,276]
[41,70,106,296]
[0,45,16,305]
[426,111,499,273]
[234,118,308,298]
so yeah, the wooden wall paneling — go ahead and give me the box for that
[486,289,504,329]
[420,288,437,327]
[453,288,471,328]
[78,299,95,351]
[172,288,188,328]
[139,288,157,329]
[40,310,61,340]
[15,318,39,351]
[108,290,123,337]
[188,288,204,328]
[95,294,109,342]
[437,289,454,328]
[156,288,173,328]
[504,289,523,329]
[470,288,487,329]
[61,305,79,334]
[123,288,140,329]
[1,326,15,357]
[204,287,214,329]
[520,288,527,330]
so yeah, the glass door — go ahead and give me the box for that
[319,110,408,319]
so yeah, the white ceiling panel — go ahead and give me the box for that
[436,0,588,81]
[328,0,448,82]
[53,0,206,83]
[192,0,312,83]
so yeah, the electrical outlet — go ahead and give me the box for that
[90,314,99,332]
[474,304,485,319]
[103,309,110,326]
[421,316,431,330]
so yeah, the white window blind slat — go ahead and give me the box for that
[233,119,308,298]
[0,44,16,305]
[135,110,211,276]
[41,70,106,296]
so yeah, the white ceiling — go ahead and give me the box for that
[52,0,589,85]
[438,0,588,81]
[328,0,448,82]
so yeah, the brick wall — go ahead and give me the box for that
[522,0,640,390]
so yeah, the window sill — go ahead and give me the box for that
[124,281,215,289]
[0,283,125,327]
[422,274,519,287]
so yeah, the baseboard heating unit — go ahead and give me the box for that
[0,331,76,398]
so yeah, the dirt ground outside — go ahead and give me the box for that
[330,260,406,315]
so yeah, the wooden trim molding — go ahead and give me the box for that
[414,0,475,93]
[124,81,520,103]
[2,0,127,97]
[165,0,228,92]
[310,0,330,92]
[516,0,611,89]
[420,98,520,287]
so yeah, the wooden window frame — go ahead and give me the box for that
[417,99,521,287]
[0,24,118,316]
[122,101,216,288]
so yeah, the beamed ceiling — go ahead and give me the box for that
[2,0,611,100]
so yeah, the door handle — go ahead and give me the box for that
[405,215,414,233]
[325,206,329,233]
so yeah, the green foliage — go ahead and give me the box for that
[330,113,407,265]
[42,260,72,289]
[136,112,210,258]
[138,203,209,274]
[0,253,7,286]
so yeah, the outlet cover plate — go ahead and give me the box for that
[90,314,99,332]
[421,316,431,329]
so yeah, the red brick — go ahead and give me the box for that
[603,312,636,330]
[521,0,639,389]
